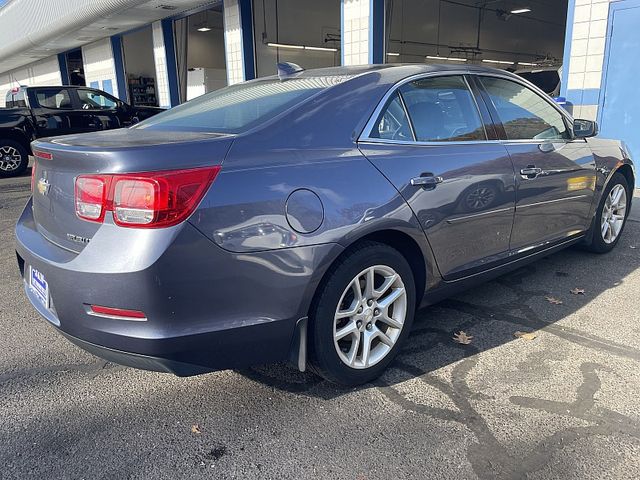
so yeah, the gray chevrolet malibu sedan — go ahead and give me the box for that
[16,63,634,385]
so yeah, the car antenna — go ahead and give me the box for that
[277,62,304,80]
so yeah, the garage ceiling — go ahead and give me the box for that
[0,0,219,73]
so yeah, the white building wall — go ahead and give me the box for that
[223,0,245,85]
[0,57,62,107]
[82,38,119,98]
[342,0,370,66]
[152,20,172,108]
[566,0,611,120]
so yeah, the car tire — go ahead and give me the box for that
[0,139,29,178]
[585,171,630,253]
[308,241,416,386]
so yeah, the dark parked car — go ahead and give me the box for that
[15,64,634,385]
[0,85,163,177]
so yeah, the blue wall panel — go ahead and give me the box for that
[161,18,180,107]
[110,35,128,101]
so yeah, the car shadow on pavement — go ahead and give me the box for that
[237,221,640,399]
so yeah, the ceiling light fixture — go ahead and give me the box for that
[268,42,304,50]
[482,59,514,65]
[426,55,467,62]
[510,8,531,14]
[387,52,400,56]
[267,43,337,52]
[517,61,538,66]
[197,27,211,32]
[304,46,338,52]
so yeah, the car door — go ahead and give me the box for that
[359,74,516,280]
[29,87,83,137]
[74,88,122,131]
[475,75,597,251]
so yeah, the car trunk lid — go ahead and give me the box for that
[31,129,234,253]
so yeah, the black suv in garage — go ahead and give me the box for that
[0,85,164,177]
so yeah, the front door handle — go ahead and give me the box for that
[520,166,542,179]
[410,174,443,188]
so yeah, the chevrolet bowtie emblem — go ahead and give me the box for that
[37,178,50,195]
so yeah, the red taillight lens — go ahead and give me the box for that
[89,305,146,320]
[113,178,157,225]
[75,166,220,228]
[75,175,108,222]
[33,150,53,160]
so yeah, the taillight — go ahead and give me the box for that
[74,166,220,228]
[75,175,109,222]
[113,178,156,225]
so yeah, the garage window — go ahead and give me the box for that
[399,76,486,142]
[479,76,570,141]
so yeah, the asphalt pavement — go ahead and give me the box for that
[1,167,639,479]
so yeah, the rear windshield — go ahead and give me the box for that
[134,76,349,134]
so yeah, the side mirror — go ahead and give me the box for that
[573,119,598,138]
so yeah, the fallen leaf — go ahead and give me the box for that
[453,331,473,345]
[570,288,585,295]
[191,424,202,434]
[514,331,538,341]
[545,296,563,305]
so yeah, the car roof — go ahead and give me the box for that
[258,63,520,88]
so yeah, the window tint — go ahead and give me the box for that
[399,76,486,142]
[135,76,350,133]
[479,76,569,140]
[77,89,118,110]
[35,89,72,109]
[370,92,412,141]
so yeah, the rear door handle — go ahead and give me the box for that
[410,174,443,188]
[520,166,542,179]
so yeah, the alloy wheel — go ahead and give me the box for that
[333,265,407,369]
[0,146,22,172]
[601,184,627,244]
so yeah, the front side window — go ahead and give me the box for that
[35,89,72,109]
[135,76,350,133]
[399,76,486,142]
[479,76,569,140]
[77,89,118,110]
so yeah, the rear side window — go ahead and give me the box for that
[370,92,413,141]
[135,76,349,133]
[479,76,569,140]
[5,89,26,107]
[35,88,73,109]
[400,76,486,142]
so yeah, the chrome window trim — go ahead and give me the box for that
[396,90,417,141]
[358,69,576,146]
[358,138,504,147]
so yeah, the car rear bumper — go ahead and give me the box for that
[15,199,342,375]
